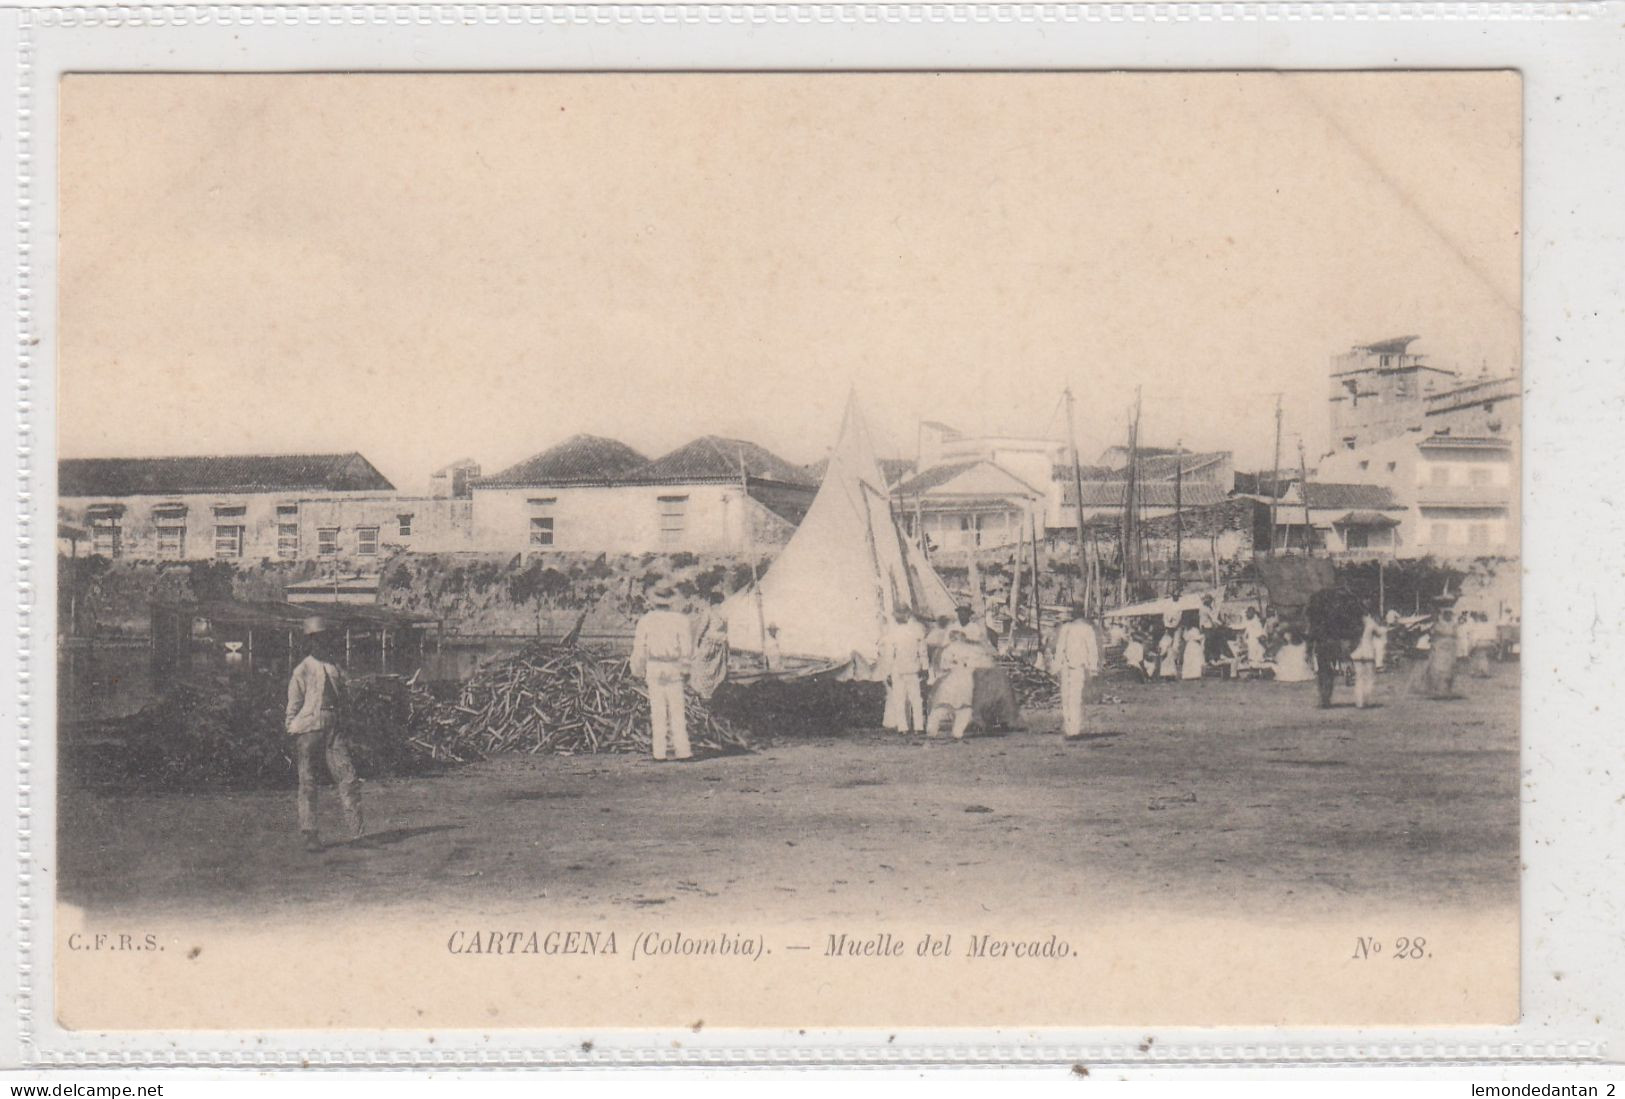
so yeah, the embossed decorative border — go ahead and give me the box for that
[10,1,1613,27]
[7,2,1622,1070]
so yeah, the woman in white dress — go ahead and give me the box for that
[1273,627,1315,683]
[1180,613,1205,681]
[1242,607,1268,665]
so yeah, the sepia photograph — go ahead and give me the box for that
[50,70,1522,1029]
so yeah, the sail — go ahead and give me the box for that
[725,394,958,677]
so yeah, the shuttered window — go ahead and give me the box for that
[658,496,688,546]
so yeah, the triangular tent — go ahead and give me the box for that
[725,395,958,678]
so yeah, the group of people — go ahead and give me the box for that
[879,605,1020,740]
[1119,594,1288,685]
[880,602,1103,743]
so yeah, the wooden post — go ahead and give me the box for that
[1064,387,1090,614]
[1269,394,1283,556]
[1173,436,1184,594]
[738,445,771,670]
[344,627,352,667]
[1378,557,1386,617]
[1297,439,1314,556]
[381,626,388,674]
[1029,511,1044,650]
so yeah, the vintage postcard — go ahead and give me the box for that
[50,70,1522,1031]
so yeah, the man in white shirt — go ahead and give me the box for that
[285,617,362,852]
[631,587,695,761]
[880,606,929,733]
[1049,604,1102,741]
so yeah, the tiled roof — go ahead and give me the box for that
[892,461,981,495]
[1136,451,1229,481]
[477,435,649,487]
[1050,463,1116,482]
[805,456,916,486]
[631,436,816,486]
[1300,482,1400,509]
[894,459,1044,498]
[60,453,395,497]
[1064,481,1228,508]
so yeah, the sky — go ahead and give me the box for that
[59,72,1521,494]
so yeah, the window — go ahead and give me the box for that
[1429,522,1450,546]
[1468,524,1490,547]
[397,514,413,537]
[153,506,186,560]
[1386,461,1397,473]
[1358,460,1369,471]
[1468,467,1492,486]
[275,505,299,558]
[527,498,557,548]
[317,528,340,556]
[214,525,244,558]
[357,527,380,556]
[90,515,122,559]
[157,526,186,559]
[1429,466,1451,486]
[1344,527,1370,550]
[1343,437,1357,451]
[658,496,688,546]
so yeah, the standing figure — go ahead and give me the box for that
[286,617,362,853]
[1242,607,1268,666]
[689,590,730,701]
[1377,610,1398,670]
[1418,604,1460,699]
[925,614,954,685]
[1307,585,1366,709]
[1050,604,1101,740]
[1156,625,1179,681]
[956,605,990,647]
[1350,610,1381,708]
[927,631,978,739]
[1468,611,1495,678]
[880,606,929,733]
[631,587,695,761]
[1180,611,1205,681]
[1273,627,1315,682]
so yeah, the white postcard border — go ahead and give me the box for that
[4,2,1624,1069]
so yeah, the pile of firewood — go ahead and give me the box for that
[998,655,1061,708]
[398,644,751,761]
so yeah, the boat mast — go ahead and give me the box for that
[738,446,771,669]
[1269,393,1283,556]
[1173,435,1183,595]
[1297,438,1315,557]
[1064,387,1090,614]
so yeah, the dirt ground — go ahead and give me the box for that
[58,662,1519,925]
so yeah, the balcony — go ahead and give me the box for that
[1415,483,1510,508]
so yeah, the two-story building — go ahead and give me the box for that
[469,433,818,555]
[1315,432,1517,558]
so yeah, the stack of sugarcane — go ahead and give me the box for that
[998,654,1061,708]
[399,643,751,761]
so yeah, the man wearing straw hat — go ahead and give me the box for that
[286,615,363,852]
[630,586,695,761]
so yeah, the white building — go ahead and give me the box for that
[57,452,467,563]
[469,434,818,555]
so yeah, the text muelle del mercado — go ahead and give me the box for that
[444,929,1075,959]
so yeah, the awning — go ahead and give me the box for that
[1103,589,1217,619]
[1333,510,1402,527]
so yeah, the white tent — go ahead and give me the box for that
[725,395,958,679]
